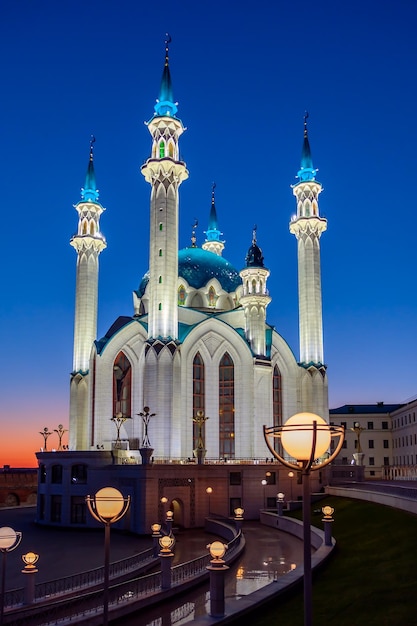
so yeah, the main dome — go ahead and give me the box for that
[178,247,241,292]
[137,247,242,297]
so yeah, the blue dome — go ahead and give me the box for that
[136,248,242,297]
[178,248,241,291]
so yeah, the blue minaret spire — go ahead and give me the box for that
[202,183,225,256]
[154,34,178,118]
[297,112,317,182]
[81,136,99,202]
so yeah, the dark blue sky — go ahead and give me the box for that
[1,0,417,465]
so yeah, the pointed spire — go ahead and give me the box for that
[81,136,99,202]
[245,224,265,268]
[205,183,222,241]
[154,33,178,118]
[297,112,317,182]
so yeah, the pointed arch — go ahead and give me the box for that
[273,364,282,429]
[219,352,235,458]
[193,352,205,451]
[113,352,132,417]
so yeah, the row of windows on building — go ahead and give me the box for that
[393,434,417,448]
[338,421,390,430]
[392,413,417,428]
[39,464,88,485]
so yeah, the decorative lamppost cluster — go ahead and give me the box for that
[38,425,68,451]
[264,411,344,626]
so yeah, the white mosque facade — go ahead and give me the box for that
[36,42,329,531]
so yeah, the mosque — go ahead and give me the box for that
[36,40,329,532]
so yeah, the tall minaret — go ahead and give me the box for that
[69,138,106,449]
[239,226,271,357]
[141,35,189,340]
[202,183,225,256]
[289,113,327,369]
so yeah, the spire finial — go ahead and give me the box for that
[211,181,216,205]
[191,218,198,247]
[252,224,257,244]
[164,33,172,67]
[89,135,96,162]
[303,111,309,138]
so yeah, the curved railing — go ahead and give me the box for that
[3,519,243,625]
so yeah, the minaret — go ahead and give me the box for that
[69,137,106,449]
[141,35,189,340]
[239,226,271,356]
[202,183,225,256]
[70,137,106,373]
[289,113,327,369]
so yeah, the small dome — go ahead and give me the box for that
[245,243,264,268]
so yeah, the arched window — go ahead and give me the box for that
[82,220,87,235]
[159,141,165,158]
[89,221,95,235]
[193,353,205,450]
[158,303,162,310]
[219,353,235,459]
[159,249,163,257]
[273,364,282,432]
[168,142,174,157]
[159,276,162,284]
[159,222,163,231]
[113,352,132,418]
[178,284,186,305]
[208,286,216,307]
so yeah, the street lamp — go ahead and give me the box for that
[0,526,22,625]
[85,487,130,626]
[261,479,267,509]
[110,412,131,449]
[21,552,39,605]
[206,487,213,515]
[288,471,295,501]
[264,412,344,626]
[207,541,229,617]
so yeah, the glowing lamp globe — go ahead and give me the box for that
[0,527,17,550]
[95,487,125,520]
[281,412,331,461]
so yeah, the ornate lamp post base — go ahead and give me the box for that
[140,447,154,465]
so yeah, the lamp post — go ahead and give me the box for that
[21,552,39,605]
[206,487,213,515]
[261,479,267,509]
[277,492,285,516]
[288,471,295,501]
[110,412,131,449]
[159,534,175,589]
[85,487,130,626]
[0,526,22,625]
[137,406,156,464]
[322,506,335,547]
[207,541,229,617]
[53,424,68,451]
[264,412,344,626]
[151,524,162,558]
[39,427,52,451]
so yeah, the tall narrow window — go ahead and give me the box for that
[193,353,205,451]
[159,223,163,231]
[219,353,235,458]
[159,276,162,283]
[159,141,165,158]
[272,365,282,428]
[159,249,163,257]
[113,352,132,417]
[178,284,186,305]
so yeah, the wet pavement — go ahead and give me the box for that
[0,505,304,624]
